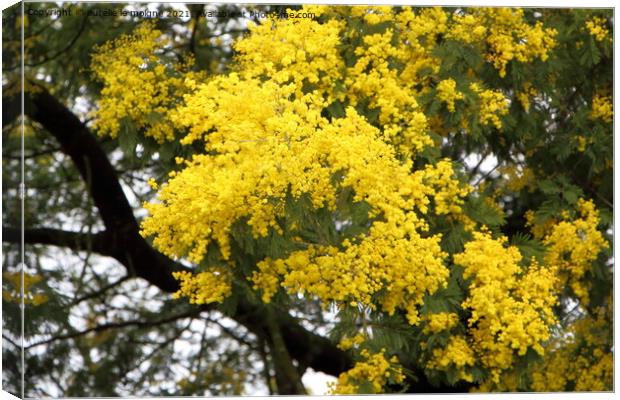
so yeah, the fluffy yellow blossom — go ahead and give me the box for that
[585,17,609,41]
[576,135,587,152]
[590,93,613,122]
[516,82,537,112]
[427,336,475,382]
[573,350,613,391]
[171,270,231,305]
[393,7,445,91]
[423,312,460,334]
[543,199,608,305]
[530,351,571,391]
[233,9,344,101]
[470,83,509,129]
[445,9,557,77]
[144,76,466,264]
[421,160,472,216]
[98,7,557,158]
[90,22,201,142]
[252,214,450,324]
[446,13,487,44]
[524,211,557,240]
[436,79,464,112]
[350,6,394,25]
[133,6,558,359]
[338,333,366,351]
[147,177,159,190]
[482,9,557,77]
[329,349,405,394]
[344,26,433,156]
[522,306,612,392]
[142,45,470,314]
[454,232,557,382]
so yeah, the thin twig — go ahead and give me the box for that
[69,275,132,307]
[25,309,200,350]
[473,162,501,187]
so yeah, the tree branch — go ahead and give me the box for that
[3,226,108,254]
[19,86,187,292]
[265,307,307,394]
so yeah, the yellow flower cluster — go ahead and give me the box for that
[171,270,231,305]
[141,21,472,317]
[427,336,475,382]
[585,17,609,41]
[516,82,538,113]
[329,349,405,394]
[470,83,509,129]
[530,345,612,392]
[590,93,613,123]
[576,135,588,152]
[90,7,558,152]
[422,160,472,216]
[524,210,557,240]
[446,13,487,44]
[90,23,196,142]
[529,306,612,392]
[481,8,557,77]
[147,177,159,190]
[436,79,464,112]
[235,5,436,158]
[337,333,366,351]
[543,199,608,305]
[231,5,437,161]
[144,74,466,266]
[454,232,558,382]
[253,222,448,324]
[389,7,446,121]
[233,8,344,101]
[253,216,449,325]
[350,6,394,25]
[445,8,557,77]
[345,26,432,156]
[423,312,460,334]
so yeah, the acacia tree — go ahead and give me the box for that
[2,3,613,396]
